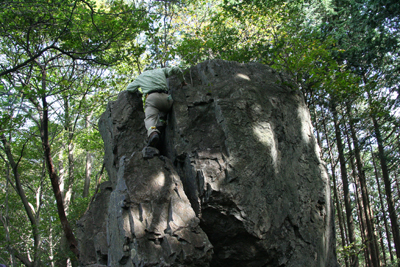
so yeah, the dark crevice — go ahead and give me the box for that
[189,98,215,107]
[171,152,200,216]
[119,255,129,265]
[200,207,278,267]
[96,250,108,265]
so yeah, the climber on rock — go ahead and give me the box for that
[126,66,187,148]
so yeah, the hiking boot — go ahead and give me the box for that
[148,132,160,147]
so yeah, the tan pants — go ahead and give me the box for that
[144,92,173,137]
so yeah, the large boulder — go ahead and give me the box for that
[77,60,338,267]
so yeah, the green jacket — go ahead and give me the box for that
[126,66,185,95]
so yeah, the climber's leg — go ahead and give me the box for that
[144,93,173,137]
[144,104,159,137]
[156,112,168,131]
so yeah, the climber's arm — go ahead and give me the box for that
[126,75,148,93]
[126,79,140,93]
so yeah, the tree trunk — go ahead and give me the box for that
[370,145,395,262]
[38,67,79,258]
[311,102,322,150]
[64,139,74,211]
[351,161,369,266]
[347,102,380,266]
[49,223,55,267]
[57,146,71,267]
[394,172,400,210]
[1,133,39,267]
[332,162,350,267]
[378,225,387,266]
[2,164,17,266]
[370,114,400,259]
[57,96,80,266]
[83,151,92,198]
[59,148,65,199]
[331,104,359,267]
[321,107,349,267]
[344,124,367,264]
[63,96,75,212]
[83,112,93,198]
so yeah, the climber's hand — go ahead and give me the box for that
[181,81,188,88]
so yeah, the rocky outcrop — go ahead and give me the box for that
[77,60,338,267]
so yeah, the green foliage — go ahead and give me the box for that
[68,196,91,226]
[0,0,149,76]
[337,242,364,264]
[386,258,400,267]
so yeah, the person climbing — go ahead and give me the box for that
[126,66,187,148]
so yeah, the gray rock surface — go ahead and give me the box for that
[77,60,338,267]
[141,146,160,159]
[76,181,111,266]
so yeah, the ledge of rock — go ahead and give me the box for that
[77,60,338,267]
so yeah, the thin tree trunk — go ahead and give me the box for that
[378,225,387,266]
[63,96,74,212]
[49,223,55,267]
[1,133,38,267]
[59,148,65,198]
[370,114,400,259]
[395,172,400,210]
[333,163,350,267]
[370,146,394,262]
[2,164,16,266]
[83,151,92,198]
[31,160,45,267]
[57,146,70,267]
[56,96,78,266]
[311,102,322,154]
[321,107,349,267]
[345,127,370,266]
[64,139,74,210]
[351,160,369,266]
[83,112,93,198]
[332,103,359,267]
[347,103,380,266]
[38,66,79,258]
[366,84,400,259]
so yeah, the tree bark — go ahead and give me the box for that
[38,67,79,258]
[345,124,373,267]
[332,161,350,267]
[49,223,55,267]
[370,145,394,262]
[321,107,349,267]
[331,103,359,267]
[378,225,387,266]
[59,148,66,202]
[350,158,369,266]
[83,151,92,198]
[370,113,400,259]
[83,112,93,198]
[1,133,39,267]
[1,164,17,266]
[63,96,74,212]
[347,103,380,266]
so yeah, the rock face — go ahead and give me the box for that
[77,60,338,267]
